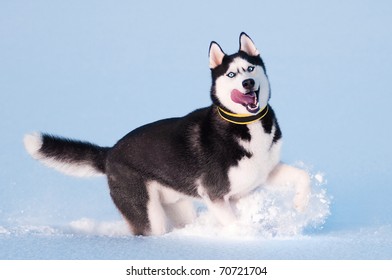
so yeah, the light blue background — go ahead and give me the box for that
[1,0,391,259]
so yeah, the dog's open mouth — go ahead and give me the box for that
[231,88,260,113]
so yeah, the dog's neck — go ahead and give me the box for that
[217,105,269,125]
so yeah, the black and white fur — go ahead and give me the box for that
[24,33,311,236]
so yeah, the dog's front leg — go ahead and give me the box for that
[208,198,237,226]
[267,163,311,212]
[198,187,236,226]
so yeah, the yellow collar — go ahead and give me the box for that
[217,105,269,125]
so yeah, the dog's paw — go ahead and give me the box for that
[293,191,310,212]
[293,170,311,212]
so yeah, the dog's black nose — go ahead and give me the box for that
[242,79,255,90]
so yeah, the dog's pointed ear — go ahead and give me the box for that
[239,32,260,56]
[209,41,225,69]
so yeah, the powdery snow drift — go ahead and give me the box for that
[64,167,330,239]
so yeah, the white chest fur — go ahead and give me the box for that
[227,122,281,198]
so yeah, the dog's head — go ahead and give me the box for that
[209,33,270,115]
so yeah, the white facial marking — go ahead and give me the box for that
[214,57,270,114]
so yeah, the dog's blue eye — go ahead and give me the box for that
[247,66,255,72]
[227,72,236,78]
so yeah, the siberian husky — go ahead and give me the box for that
[24,33,311,236]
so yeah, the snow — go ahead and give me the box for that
[1,0,392,260]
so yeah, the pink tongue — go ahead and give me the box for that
[231,89,256,105]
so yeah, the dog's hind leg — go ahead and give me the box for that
[164,198,196,229]
[145,182,168,235]
[267,163,311,212]
[108,171,167,236]
[197,186,236,226]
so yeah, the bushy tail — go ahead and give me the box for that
[24,132,110,177]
